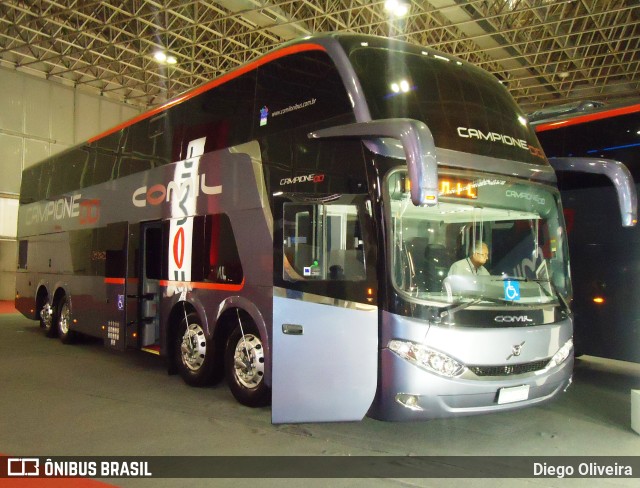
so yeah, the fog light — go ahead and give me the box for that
[395,393,423,411]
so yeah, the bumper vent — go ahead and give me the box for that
[469,359,549,377]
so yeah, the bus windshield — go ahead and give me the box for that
[348,44,546,166]
[387,170,570,308]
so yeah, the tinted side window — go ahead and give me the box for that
[255,50,353,135]
[48,147,90,197]
[116,127,153,178]
[91,148,117,186]
[103,222,128,278]
[20,166,42,204]
[203,214,243,284]
[178,71,257,157]
[283,202,366,282]
[18,240,28,269]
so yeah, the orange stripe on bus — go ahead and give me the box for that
[535,103,640,132]
[104,278,139,285]
[88,43,327,143]
[104,277,125,285]
[158,279,245,292]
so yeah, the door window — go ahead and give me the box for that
[283,203,366,282]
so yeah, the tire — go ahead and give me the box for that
[40,298,57,338]
[175,313,216,387]
[55,295,76,344]
[225,319,270,407]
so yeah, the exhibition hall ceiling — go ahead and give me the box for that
[1,0,638,112]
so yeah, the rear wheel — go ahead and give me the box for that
[225,319,270,407]
[175,313,216,386]
[56,295,76,344]
[40,298,56,338]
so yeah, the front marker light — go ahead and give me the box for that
[388,340,466,377]
[546,338,573,369]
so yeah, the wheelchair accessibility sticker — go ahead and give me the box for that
[504,280,521,301]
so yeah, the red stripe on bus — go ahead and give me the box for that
[104,278,125,285]
[88,43,327,143]
[535,103,640,132]
[104,278,139,285]
[158,279,245,292]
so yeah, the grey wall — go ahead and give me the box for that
[0,67,141,300]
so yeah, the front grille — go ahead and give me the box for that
[469,359,549,377]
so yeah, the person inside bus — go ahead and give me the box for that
[448,241,490,276]
[284,254,301,281]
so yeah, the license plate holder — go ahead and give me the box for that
[497,385,530,404]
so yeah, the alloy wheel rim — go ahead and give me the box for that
[180,323,207,371]
[233,333,265,389]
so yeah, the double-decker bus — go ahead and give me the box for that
[534,102,640,363]
[16,34,627,423]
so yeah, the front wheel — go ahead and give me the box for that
[225,320,270,407]
[175,313,216,387]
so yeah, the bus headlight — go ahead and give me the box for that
[388,340,466,377]
[546,338,573,369]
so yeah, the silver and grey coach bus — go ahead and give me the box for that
[16,34,626,423]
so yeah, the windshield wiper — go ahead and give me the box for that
[436,298,483,322]
[437,294,518,322]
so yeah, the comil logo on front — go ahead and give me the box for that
[7,458,39,476]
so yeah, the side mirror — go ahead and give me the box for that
[549,157,637,227]
[309,118,439,206]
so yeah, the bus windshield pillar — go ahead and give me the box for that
[309,118,439,206]
[549,157,638,227]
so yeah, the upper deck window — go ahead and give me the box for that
[348,46,546,166]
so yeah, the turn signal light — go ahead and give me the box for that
[593,297,605,304]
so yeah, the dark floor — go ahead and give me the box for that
[1,311,639,488]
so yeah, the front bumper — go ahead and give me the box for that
[368,346,573,421]
[367,310,574,421]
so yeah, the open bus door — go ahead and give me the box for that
[272,295,378,423]
[271,197,378,423]
[135,221,163,354]
[104,221,163,352]
[271,119,440,423]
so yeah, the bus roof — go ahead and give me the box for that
[533,101,640,132]
[87,33,478,145]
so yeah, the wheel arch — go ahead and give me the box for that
[164,295,271,386]
[51,283,69,308]
[35,283,50,316]
[165,300,199,374]
[214,296,271,387]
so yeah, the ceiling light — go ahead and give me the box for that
[384,0,410,17]
[154,51,167,62]
[166,56,177,65]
